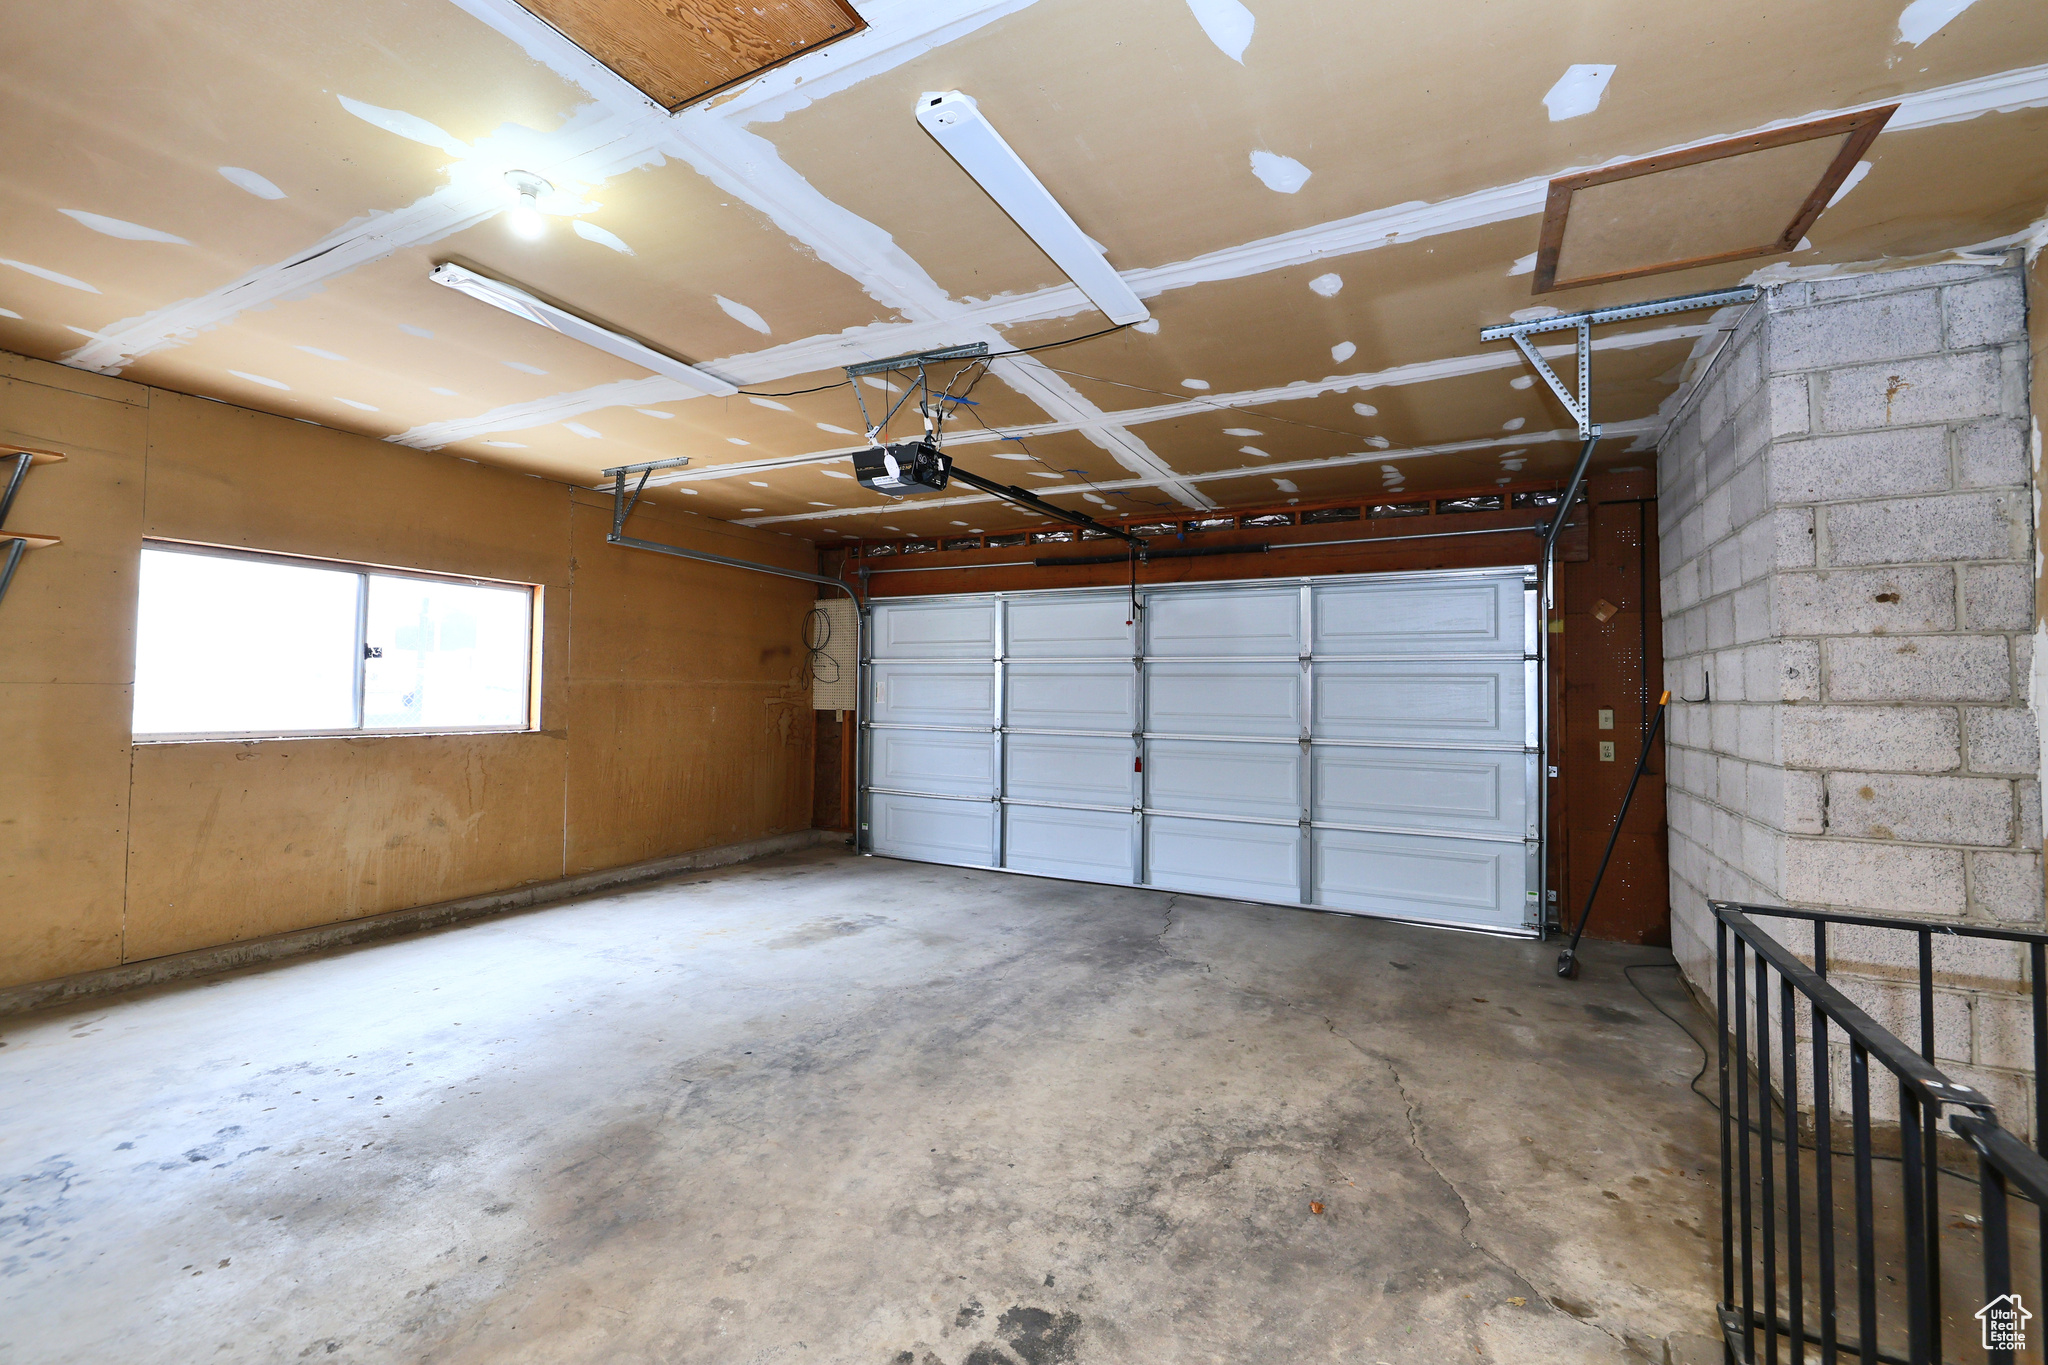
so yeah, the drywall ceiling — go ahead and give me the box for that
[1,0,2044,544]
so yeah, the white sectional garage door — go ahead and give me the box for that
[862,568,1541,933]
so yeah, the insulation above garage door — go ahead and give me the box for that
[862,568,1540,934]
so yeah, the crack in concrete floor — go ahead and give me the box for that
[1157,891,1716,1363]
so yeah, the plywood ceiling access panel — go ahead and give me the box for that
[518,0,864,110]
[1536,108,1896,292]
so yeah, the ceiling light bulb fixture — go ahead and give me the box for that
[428,263,738,397]
[504,170,552,239]
[915,90,1149,327]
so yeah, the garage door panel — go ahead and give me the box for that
[1312,829,1523,929]
[872,662,995,727]
[1148,662,1300,737]
[1005,806,1133,881]
[1006,596,1133,658]
[1146,588,1300,657]
[1314,747,1526,837]
[1314,577,1527,656]
[1007,734,1134,806]
[871,792,995,865]
[1148,739,1300,821]
[1313,661,1524,745]
[871,601,997,658]
[1145,816,1300,901]
[865,570,1536,934]
[870,729,994,797]
[1007,662,1135,732]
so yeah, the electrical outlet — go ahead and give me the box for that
[1599,741,1616,762]
[1597,708,1614,730]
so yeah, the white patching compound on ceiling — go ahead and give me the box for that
[1542,64,1617,121]
[1898,0,1981,45]
[59,210,189,244]
[1249,150,1312,193]
[219,166,287,199]
[716,295,772,334]
[25,0,2047,537]
[573,221,634,254]
[1185,0,1255,63]
[337,95,467,155]
[2,258,99,292]
[1826,161,1874,207]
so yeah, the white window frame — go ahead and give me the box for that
[135,538,542,743]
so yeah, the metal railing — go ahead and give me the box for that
[1714,901,2048,1364]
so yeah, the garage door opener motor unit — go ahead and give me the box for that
[853,439,951,496]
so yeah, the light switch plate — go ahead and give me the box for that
[1597,708,1614,729]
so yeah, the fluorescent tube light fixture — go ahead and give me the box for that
[427,263,738,398]
[915,90,1149,327]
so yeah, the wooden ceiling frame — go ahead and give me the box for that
[517,0,866,112]
[1531,104,1898,293]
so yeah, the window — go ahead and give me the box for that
[134,543,536,739]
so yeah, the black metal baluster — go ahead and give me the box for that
[1980,1139,2013,1365]
[2033,941,2046,1164]
[1900,1084,1930,1364]
[1917,930,1940,1361]
[1760,951,1781,1365]
[1783,973,1805,1362]
[1739,936,1757,1363]
[1852,1044,1877,1365]
[1814,921,1838,1365]
[2033,940,2046,1324]
[1720,917,1736,1323]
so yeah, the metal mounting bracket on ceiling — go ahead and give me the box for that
[1478,282,1761,950]
[844,342,989,380]
[599,455,862,600]
[845,343,992,445]
[1479,285,1761,441]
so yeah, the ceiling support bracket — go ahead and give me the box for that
[1480,284,1760,944]
[599,454,861,600]
[1481,285,1762,440]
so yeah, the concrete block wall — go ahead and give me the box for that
[1658,258,2041,1133]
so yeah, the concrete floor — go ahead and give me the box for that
[1,848,1723,1364]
